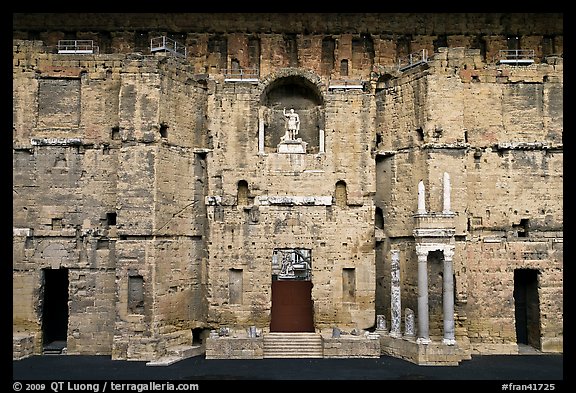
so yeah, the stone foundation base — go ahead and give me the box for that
[205,337,264,359]
[206,333,383,359]
[380,335,471,366]
[13,333,36,360]
[322,334,381,358]
[470,343,523,355]
[541,338,563,353]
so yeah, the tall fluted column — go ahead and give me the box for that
[416,247,430,344]
[443,247,456,345]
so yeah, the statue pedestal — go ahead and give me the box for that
[277,139,307,154]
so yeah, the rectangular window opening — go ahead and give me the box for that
[229,269,243,305]
[342,267,356,302]
[128,275,144,314]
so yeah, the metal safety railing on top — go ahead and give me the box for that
[57,40,99,54]
[222,68,259,82]
[150,36,187,58]
[398,49,428,71]
[497,49,535,65]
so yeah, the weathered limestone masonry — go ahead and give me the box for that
[13,13,562,365]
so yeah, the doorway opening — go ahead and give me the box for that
[41,268,69,354]
[270,248,314,332]
[513,268,541,350]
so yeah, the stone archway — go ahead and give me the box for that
[257,69,325,154]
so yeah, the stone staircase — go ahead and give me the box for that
[263,332,323,358]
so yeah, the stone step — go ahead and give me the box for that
[263,333,323,358]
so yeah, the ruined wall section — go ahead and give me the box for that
[12,13,562,35]
[423,48,563,352]
[374,68,428,236]
[112,56,209,360]
[12,40,122,354]
[204,202,376,332]
[203,72,376,331]
[325,90,376,202]
[463,239,563,353]
[13,14,563,57]
[373,46,562,352]
[157,57,210,149]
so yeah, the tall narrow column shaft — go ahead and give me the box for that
[416,248,430,344]
[443,248,456,345]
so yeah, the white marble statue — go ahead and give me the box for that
[283,108,300,140]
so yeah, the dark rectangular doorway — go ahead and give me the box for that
[513,269,541,349]
[41,268,69,353]
[270,280,314,332]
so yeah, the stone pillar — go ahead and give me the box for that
[404,308,415,339]
[258,118,265,154]
[390,250,402,338]
[376,314,388,334]
[443,172,452,214]
[442,247,456,345]
[416,247,430,344]
[418,180,427,214]
[319,129,325,153]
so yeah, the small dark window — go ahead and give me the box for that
[340,59,349,77]
[106,212,117,226]
[237,180,249,206]
[159,124,168,138]
[515,219,530,237]
[111,126,120,140]
[375,207,384,229]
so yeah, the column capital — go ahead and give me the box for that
[415,247,428,258]
[443,247,455,260]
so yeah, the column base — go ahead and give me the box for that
[443,338,456,346]
[375,329,389,336]
[416,337,431,345]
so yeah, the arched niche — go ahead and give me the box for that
[258,73,325,154]
[375,73,394,93]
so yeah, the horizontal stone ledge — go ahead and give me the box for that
[204,195,333,206]
[13,228,33,236]
[413,228,456,238]
[31,137,83,146]
[256,196,333,206]
[494,142,563,151]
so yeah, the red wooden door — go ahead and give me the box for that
[270,280,314,332]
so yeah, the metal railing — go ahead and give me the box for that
[398,49,428,71]
[497,49,535,65]
[150,36,187,58]
[57,40,98,54]
[222,67,259,81]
